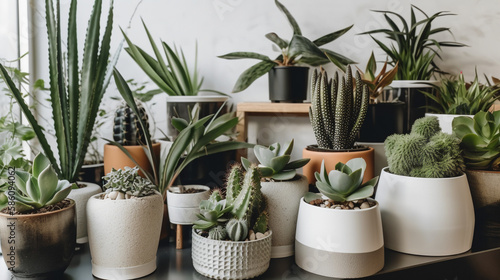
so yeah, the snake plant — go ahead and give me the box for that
[361,5,465,80]
[219,0,355,93]
[0,0,116,183]
[309,66,369,150]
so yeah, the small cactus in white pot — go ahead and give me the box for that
[242,139,310,258]
[87,167,163,279]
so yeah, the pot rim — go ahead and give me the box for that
[271,65,309,70]
[388,80,439,88]
[89,191,162,202]
[192,228,272,244]
[305,144,371,153]
[0,198,75,218]
[381,167,466,180]
[168,185,210,194]
[300,197,379,213]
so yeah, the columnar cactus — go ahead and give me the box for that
[309,66,369,150]
[385,116,465,178]
[113,101,150,145]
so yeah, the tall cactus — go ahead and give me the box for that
[310,66,369,150]
[113,101,150,146]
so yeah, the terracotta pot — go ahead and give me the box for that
[465,169,500,208]
[302,146,375,185]
[0,199,76,279]
[103,142,161,177]
[67,182,102,244]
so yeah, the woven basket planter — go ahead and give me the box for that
[192,229,272,279]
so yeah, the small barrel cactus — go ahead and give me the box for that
[226,218,249,241]
[102,166,157,198]
[385,116,465,178]
[113,101,150,145]
[309,66,369,150]
[208,225,228,240]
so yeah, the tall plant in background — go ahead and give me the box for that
[0,0,116,183]
[361,5,465,80]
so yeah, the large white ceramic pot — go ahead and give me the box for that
[67,182,101,243]
[87,192,164,279]
[166,185,210,225]
[425,113,473,134]
[260,175,308,258]
[295,198,384,278]
[375,168,475,256]
[192,229,272,279]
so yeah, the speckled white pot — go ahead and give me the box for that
[67,182,101,243]
[295,198,384,278]
[260,175,308,258]
[167,185,210,225]
[192,229,272,279]
[87,192,164,279]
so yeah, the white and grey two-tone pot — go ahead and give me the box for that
[166,185,210,225]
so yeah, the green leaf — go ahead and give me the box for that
[258,167,274,177]
[32,153,51,179]
[304,192,322,203]
[268,155,290,173]
[171,117,189,132]
[328,170,353,194]
[265,33,288,49]
[218,52,273,62]
[241,157,252,171]
[345,185,374,201]
[272,170,296,180]
[37,162,59,205]
[232,61,276,93]
[283,158,310,170]
[313,25,353,47]
[288,35,326,65]
[274,0,302,35]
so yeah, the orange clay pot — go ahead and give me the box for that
[103,143,161,177]
[302,146,375,185]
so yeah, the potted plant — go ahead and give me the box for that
[241,139,309,258]
[424,72,500,133]
[219,0,354,102]
[295,158,382,278]
[0,153,75,279]
[302,66,374,185]
[86,166,163,279]
[192,165,272,279]
[361,5,466,132]
[376,116,475,256]
[0,0,115,245]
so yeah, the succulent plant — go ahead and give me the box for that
[226,218,249,241]
[242,139,310,181]
[0,153,72,213]
[193,190,233,231]
[113,101,150,146]
[452,111,500,170]
[356,52,398,103]
[102,166,156,198]
[385,116,465,178]
[309,66,369,150]
[305,158,378,203]
[208,225,228,240]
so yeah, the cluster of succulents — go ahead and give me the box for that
[453,111,500,170]
[385,116,465,178]
[242,139,310,181]
[194,165,269,241]
[309,66,369,150]
[102,166,157,198]
[113,101,150,146]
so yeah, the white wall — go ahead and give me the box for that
[26,0,500,161]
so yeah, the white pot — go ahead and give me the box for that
[167,185,210,225]
[67,182,101,243]
[425,113,473,134]
[375,168,475,256]
[295,198,384,278]
[192,229,272,279]
[260,175,308,258]
[356,142,387,177]
[87,192,164,279]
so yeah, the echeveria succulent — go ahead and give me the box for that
[242,139,310,181]
[307,158,378,203]
[102,166,157,197]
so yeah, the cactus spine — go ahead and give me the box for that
[113,101,150,145]
[225,164,243,205]
[310,66,369,150]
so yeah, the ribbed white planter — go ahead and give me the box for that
[167,185,210,225]
[87,192,164,279]
[67,182,101,243]
[375,168,475,256]
[425,113,473,134]
[192,229,272,279]
[295,198,384,278]
[260,175,308,258]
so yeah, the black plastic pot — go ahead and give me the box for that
[78,163,105,186]
[358,102,405,142]
[268,66,309,103]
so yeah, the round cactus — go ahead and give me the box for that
[113,101,150,146]
[208,225,228,240]
[226,218,249,241]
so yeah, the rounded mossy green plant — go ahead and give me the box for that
[102,166,156,197]
[385,116,465,178]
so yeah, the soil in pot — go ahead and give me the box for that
[308,198,377,210]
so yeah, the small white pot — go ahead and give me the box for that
[87,192,164,279]
[425,113,473,134]
[375,168,475,256]
[192,229,272,279]
[167,185,210,225]
[67,182,101,243]
[295,198,384,278]
[261,175,308,258]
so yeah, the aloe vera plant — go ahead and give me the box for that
[0,153,72,213]
[0,0,116,183]
[219,0,355,93]
[361,5,465,80]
